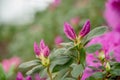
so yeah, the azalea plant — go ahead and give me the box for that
[0,0,120,80]
[0,18,120,80]
[15,19,115,80]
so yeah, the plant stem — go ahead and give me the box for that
[77,51,81,80]
[47,66,52,80]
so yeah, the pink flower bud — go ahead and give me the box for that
[42,46,50,57]
[34,40,50,58]
[64,22,76,40]
[40,39,46,50]
[79,20,90,37]
[70,17,80,26]
[35,74,46,80]
[16,72,24,80]
[54,36,63,45]
[26,76,32,80]
[34,42,40,56]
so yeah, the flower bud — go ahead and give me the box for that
[70,17,80,26]
[34,40,50,67]
[42,46,50,57]
[16,72,24,80]
[26,76,32,80]
[64,22,76,40]
[40,39,46,50]
[79,20,90,37]
[40,55,50,67]
[105,62,110,71]
[98,50,105,61]
[34,42,40,56]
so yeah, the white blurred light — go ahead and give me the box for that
[0,0,54,25]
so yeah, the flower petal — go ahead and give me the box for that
[79,20,90,37]
[64,22,76,40]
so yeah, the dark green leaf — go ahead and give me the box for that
[53,68,69,80]
[79,48,86,67]
[26,65,45,75]
[88,66,98,71]
[64,78,76,80]
[92,72,104,79]
[51,56,70,65]
[19,60,41,69]
[86,26,107,42]
[52,58,73,73]
[86,76,96,80]
[85,44,102,53]
[0,64,7,80]
[60,42,74,48]
[71,64,83,78]
[110,69,120,76]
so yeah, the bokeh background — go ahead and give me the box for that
[0,0,107,79]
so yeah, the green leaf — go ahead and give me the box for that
[79,48,86,67]
[92,72,104,79]
[53,68,69,80]
[60,42,74,48]
[110,69,120,76]
[71,64,83,78]
[0,64,7,80]
[7,65,15,78]
[51,56,70,65]
[86,76,96,80]
[86,26,107,42]
[112,63,120,69]
[85,44,102,53]
[19,60,41,69]
[52,58,73,73]
[26,65,45,75]
[64,78,76,80]
[88,66,98,71]
[52,48,66,56]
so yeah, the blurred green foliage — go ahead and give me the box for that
[0,0,106,61]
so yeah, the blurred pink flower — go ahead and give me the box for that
[54,36,63,45]
[70,17,80,26]
[104,0,120,32]
[53,0,61,7]
[82,31,120,80]
[1,56,21,72]
[35,74,46,80]
[87,31,120,62]
[16,72,32,80]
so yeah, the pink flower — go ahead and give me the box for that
[1,56,21,72]
[34,40,50,58]
[16,72,24,80]
[53,0,61,7]
[104,0,120,32]
[87,31,120,62]
[35,74,46,80]
[64,22,76,40]
[16,72,32,80]
[79,20,90,37]
[54,36,63,45]
[82,31,120,79]
[26,76,32,80]
[70,17,80,26]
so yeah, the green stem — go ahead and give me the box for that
[77,51,81,80]
[47,66,52,80]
